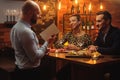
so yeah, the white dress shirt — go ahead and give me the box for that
[10,20,48,69]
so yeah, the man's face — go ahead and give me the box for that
[69,16,79,29]
[31,8,41,25]
[31,13,37,24]
[96,14,106,30]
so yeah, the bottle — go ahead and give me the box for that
[91,21,95,29]
[82,20,86,30]
[77,5,80,13]
[83,3,86,14]
[86,21,90,30]
[71,5,75,14]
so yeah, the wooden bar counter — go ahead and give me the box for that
[45,52,120,80]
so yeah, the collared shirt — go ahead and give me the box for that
[10,20,48,69]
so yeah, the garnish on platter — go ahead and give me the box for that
[66,48,102,58]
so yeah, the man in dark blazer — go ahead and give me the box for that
[88,11,120,80]
[88,11,120,55]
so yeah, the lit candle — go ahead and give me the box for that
[75,0,78,5]
[88,2,92,21]
[55,49,58,57]
[92,53,98,60]
[88,2,92,13]
[58,1,61,10]
[93,60,97,64]
[100,3,103,10]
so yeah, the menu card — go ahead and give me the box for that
[40,23,59,41]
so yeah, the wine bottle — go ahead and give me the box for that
[71,5,75,14]
[83,3,86,14]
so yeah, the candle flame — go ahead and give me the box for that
[100,3,103,10]
[75,0,78,5]
[93,60,97,64]
[58,1,61,10]
[88,3,92,12]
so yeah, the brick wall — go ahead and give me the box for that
[58,0,120,32]
[0,24,11,48]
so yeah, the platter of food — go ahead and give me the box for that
[65,49,103,58]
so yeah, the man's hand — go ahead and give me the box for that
[64,44,80,51]
[88,45,98,53]
[47,34,57,44]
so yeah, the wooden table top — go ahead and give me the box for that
[47,52,120,67]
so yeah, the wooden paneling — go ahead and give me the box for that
[0,24,11,48]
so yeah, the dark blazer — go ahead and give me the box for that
[94,25,120,55]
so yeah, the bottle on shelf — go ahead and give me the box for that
[91,21,95,29]
[76,5,80,13]
[86,21,90,30]
[83,2,86,14]
[82,20,86,30]
[71,5,75,14]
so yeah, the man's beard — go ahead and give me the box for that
[31,18,37,24]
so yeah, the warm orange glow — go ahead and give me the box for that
[93,54,97,58]
[100,3,103,10]
[58,1,61,10]
[75,0,78,5]
[43,5,47,10]
[88,2,92,13]
[87,59,97,64]
[55,50,58,57]
[93,60,97,64]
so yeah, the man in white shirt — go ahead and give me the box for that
[10,0,55,80]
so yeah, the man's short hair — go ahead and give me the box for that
[96,11,112,23]
[22,0,40,15]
